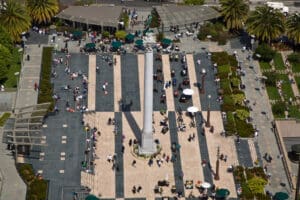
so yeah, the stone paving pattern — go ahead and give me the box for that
[84,53,245,199]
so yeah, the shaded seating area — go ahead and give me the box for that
[84,43,96,52]
[111,41,122,52]
[161,38,172,49]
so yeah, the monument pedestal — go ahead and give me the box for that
[139,131,157,155]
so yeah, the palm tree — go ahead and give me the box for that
[246,6,285,44]
[0,0,31,42]
[286,13,300,45]
[220,0,249,31]
[26,0,59,24]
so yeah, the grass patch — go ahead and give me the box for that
[295,77,300,89]
[273,53,286,70]
[266,86,281,100]
[17,163,48,200]
[287,105,300,119]
[3,48,21,88]
[292,62,300,73]
[259,62,272,70]
[0,112,11,126]
[277,74,294,100]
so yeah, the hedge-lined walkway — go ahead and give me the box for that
[15,44,43,110]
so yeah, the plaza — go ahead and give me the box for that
[20,37,264,199]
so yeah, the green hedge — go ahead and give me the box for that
[224,112,236,135]
[17,163,48,200]
[211,52,237,67]
[220,79,232,94]
[38,47,54,111]
[0,112,11,126]
[235,118,254,137]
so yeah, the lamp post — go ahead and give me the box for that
[206,94,211,127]
[215,146,220,180]
[250,35,255,69]
[14,72,20,113]
[200,68,206,94]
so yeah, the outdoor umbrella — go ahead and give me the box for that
[135,39,143,46]
[216,188,230,198]
[85,43,96,49]
[85,195,100,200]
[125,33,135,43]
[201,182,211,189]
[111,41,122,49]
[273,192,289,200]
[183,88,194,96]
[187,106,198,113]
[162,38,172,46]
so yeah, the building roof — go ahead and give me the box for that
[154,4,220,28]
[275,120,300,138]
[56,5,123,27]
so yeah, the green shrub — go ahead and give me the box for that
[0,112,10,126]
[218,64,231,74]
[246,167,268,180]
[115,30,127,40]
[287,52,300,63]
[119,12,129,28]
[231,77,240,88]
[247,177,267,194]
[263,72,277,86]
[272,101,286,118]
[231,93,245,105]
[235,118,254,137]
[254,43,276,62]
[224,112,236,135]
[38,47,54,112]
[211,51,237,67]
[102,31,110,38]
[236,109,250,121]
[220,79,232,94]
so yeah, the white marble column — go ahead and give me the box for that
[139,47,156,155]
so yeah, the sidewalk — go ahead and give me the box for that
[0,128,26,200]
[15,44,43,110]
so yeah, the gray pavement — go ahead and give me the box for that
[228,42,291,194]
[0,128,26,200]
[15,44,43,110]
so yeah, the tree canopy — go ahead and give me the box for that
[26,0,59,24]
[246,6,285,43]
[220,0,249,30]
[286,13,300,45]
[0,0,31,42]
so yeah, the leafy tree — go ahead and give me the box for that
[286,13,300,45]
[26,0,59,24]
[102,31,110,38]
[0,44,12,83]
[0,0,31,42]
[183,0,204,5]
[115,30,127,40]
[246,6,285,43]
[247,177,267,194]
[0,26,13,52]
[235,109,250,121]
[220,0,249,31]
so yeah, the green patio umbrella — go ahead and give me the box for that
[85,43,95,49]
[216,188,230,198]
[273,192,289,200]
[135,39,143,46]
[111,41,122,49]
[73,30,82,37]
[162,38,172,46]
[85,195,100,200]
[126,33,135,42]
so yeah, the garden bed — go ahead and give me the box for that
[38,47,55,111]
[259,62,272,70]
[0,112,11,126]
[17,163,48,200]
[266,86,281,100]
[273,53,285,70]
[212,52,253,137]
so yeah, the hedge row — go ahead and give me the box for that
[212,52,253,137]
[38,47,54,111]
[17,163,48,200]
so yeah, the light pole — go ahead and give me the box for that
[206,94,211,127]
[14,71,20,113]
[215,146,220,180]
[200,68,206,94]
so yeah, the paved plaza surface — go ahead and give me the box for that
[9,30,294,199]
